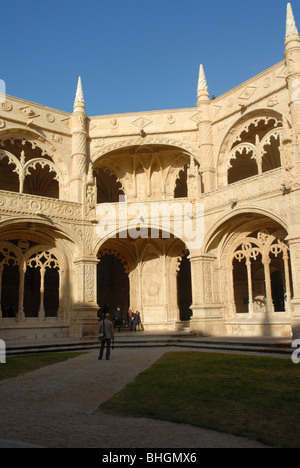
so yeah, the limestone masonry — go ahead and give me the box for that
[0,3,300,341]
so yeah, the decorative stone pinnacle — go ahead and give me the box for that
[286,3,300,42]
[74,76,85,111]
[197,64,209,100]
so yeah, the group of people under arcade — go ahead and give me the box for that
[97,304,144,332]
[97,304,144,360]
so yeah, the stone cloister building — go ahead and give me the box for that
[0,3,300,341]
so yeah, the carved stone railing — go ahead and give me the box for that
[201,167,287,214]
[96,167,287,217]
[0,191,82,222]
[0,167,289,229]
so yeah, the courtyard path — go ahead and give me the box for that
[0,346,269,448]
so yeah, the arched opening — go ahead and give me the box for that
[97,252,129,322]
[1,265,19,318]
[23,164,59,199]
[271,270,285,312]
[177,252,192,320]
[93,144,192,202]
[0,138,60,199]
[0,156,19,193]
[225,115,283,185]
[232,231,290,317]
[23,253,60,319]
[205,212,293,336]
[233,256,249,313]
[269,248,286,312]
[262,136,281,173]
[44,268,60,317]
[96,231,192,331]
[174,165,188,198]
[228,149,258,184]
[0,236,63,321]
[95,168,124,203]
[24,267,40,317]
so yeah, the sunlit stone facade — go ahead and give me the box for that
[0,3,300,341]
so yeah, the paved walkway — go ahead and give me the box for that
[0,346,269,448]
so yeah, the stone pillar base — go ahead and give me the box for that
[69,304,99,338]
[292,321,300,340]
[291,298,300,339]
[190,303,224,336]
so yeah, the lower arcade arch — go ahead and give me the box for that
[96,231,192,329]
[232,231,291,315]
[205,212,293,336]
[0,242,62,320]
[0,223,73,323]
[97,252,130,319]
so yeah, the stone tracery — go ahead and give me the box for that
[227,116,283,184]
[232,230,291,317]
[0,240,63,323]
[0,137,62,198]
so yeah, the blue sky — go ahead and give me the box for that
[1,0,298,116]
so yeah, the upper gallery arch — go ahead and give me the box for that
[0,127,66,199]
[92,142,200,202]
[216,109,289,187]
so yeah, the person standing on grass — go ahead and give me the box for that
[98,313,115,361]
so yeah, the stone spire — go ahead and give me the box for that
[73,76,85,112]
[286,3,300,45]
[284,2,300,150]
[196,64,214,191]
[71,76,87,202]
[197,64,209,102]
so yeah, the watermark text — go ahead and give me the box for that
[291,339,300,364]
[0,339,6,364]
[96,197,204,251]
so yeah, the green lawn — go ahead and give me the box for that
[0,352,86,380]
[99,351,300,448]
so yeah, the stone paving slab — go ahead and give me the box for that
[0,346,269,448]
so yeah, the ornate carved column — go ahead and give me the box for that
[70,77,87,203]
[187,156,202,200]
[287,237,300,337]
[234,243,259,316]
[282,249,292,315]
[222,264,236,319]
[255,135,263,175]
[128,269,138,312]
[71,257,99,337]
[18,151,26,194]
[189,253,223,335]
[84,164,97,221]
[196,65,215,192]
[57,269,65,321]
[245,258,254,316]
[16,261,26,322]
[38,266,46,321]
[262,255,274,316]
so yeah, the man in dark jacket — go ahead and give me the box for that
[113,307,123,333]
[98,313,115,360]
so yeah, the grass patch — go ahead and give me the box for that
[99,351,300,448]
[0,352,86,380]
